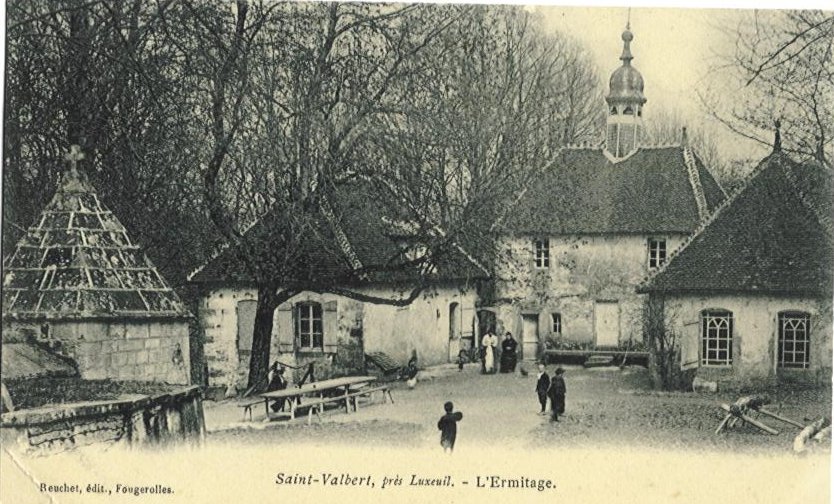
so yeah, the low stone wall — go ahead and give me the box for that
[0,386,204,456]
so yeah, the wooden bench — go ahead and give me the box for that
[240,396,295,421]
[238,398,264,421]
[302,386,393,423]
[302,395,354,425]
[345,385,393,412]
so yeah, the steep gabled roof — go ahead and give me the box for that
[502,145,725,235]
[2,170,190,321]
[638,152,833,295]
[188,180,488,286]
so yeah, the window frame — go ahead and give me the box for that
[551,313,562,335]
[295,302,324,351]
[778,311,811,369]
[534,238,550,269]
[648,238,667,269]
[701,310,733,367]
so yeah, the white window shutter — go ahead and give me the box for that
[323,300,338,353]
[276,303,294,353]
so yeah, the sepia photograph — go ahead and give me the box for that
[0,0,831,502]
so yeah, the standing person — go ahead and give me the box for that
[437,401,463,453]
[500,332,518,373]
[266,361,288,412]
[548,367,566,422]
[535,363,550,415]
[481,331,498,374]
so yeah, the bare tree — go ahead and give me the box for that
[3,0,216,285]
[703,10,833,164]
[645,108,753,194]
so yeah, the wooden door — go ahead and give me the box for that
[594,301,620,348]
[521,314,539,361]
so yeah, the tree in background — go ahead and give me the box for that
[3,0,218,286]
[183,2,605,389]
[703,10,833,164]
[645,108,752,194]
[4,1,605,390]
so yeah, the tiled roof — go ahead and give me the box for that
[639,152,833,295]
[2,170,190,321]
[502,146,725,235]
[188,180,488,286]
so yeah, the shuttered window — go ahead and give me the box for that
[295,302,323,350]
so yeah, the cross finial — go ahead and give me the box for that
[64,144,85,175]
[627,7,631,30]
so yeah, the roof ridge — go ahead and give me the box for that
[319,193,366,277]
[637,153,778,291]
[682,146,709,221]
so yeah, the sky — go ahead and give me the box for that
[534,5,767,163]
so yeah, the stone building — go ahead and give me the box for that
[488,26,726,361]
[638,146,833,388]
[188,182,486,393]
[1,158,191,384]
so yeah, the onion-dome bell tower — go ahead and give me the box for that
[605,23,647,159]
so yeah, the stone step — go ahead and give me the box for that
[583,355,615,368]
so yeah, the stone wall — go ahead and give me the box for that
[4,320,191,385]
[665,293,833,388]
[199,284,478,392]
[492,233,689,357]
[0,386,204,455]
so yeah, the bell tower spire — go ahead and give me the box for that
[605,19,646,159]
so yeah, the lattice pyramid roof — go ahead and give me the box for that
[2,167,190,321]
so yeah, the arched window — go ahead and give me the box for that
[295,302,323,350]
[778,311,810,369]
[623,106,634,115]
[701,310,733,366]
[610,106,618,115]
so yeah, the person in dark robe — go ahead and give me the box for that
[266,361,288,412]
[548,367,566,422]
[499,332,518,373]
[437,401,463,453]
[535,363,550,414]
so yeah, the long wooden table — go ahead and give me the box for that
[258,375,377,422]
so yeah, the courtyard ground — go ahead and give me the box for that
[4,364,829,504]
[206,363,832,454]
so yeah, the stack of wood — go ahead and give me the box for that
[715,395,804,435]
[793,418,831,453]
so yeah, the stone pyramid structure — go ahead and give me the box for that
[2,162,188,321]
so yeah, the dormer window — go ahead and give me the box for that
[648,238,666,268]
[534,238,550,269]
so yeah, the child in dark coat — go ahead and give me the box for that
[437,401,463,453]
[548,367,566,422]
[535,363,550,414]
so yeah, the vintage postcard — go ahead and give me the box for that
[1,0,831,503]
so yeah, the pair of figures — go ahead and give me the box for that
[480,331,518,374]
[535,364,566,421]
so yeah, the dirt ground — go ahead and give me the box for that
[208,364,832,454]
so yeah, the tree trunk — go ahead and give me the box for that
[246,285,280,391]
